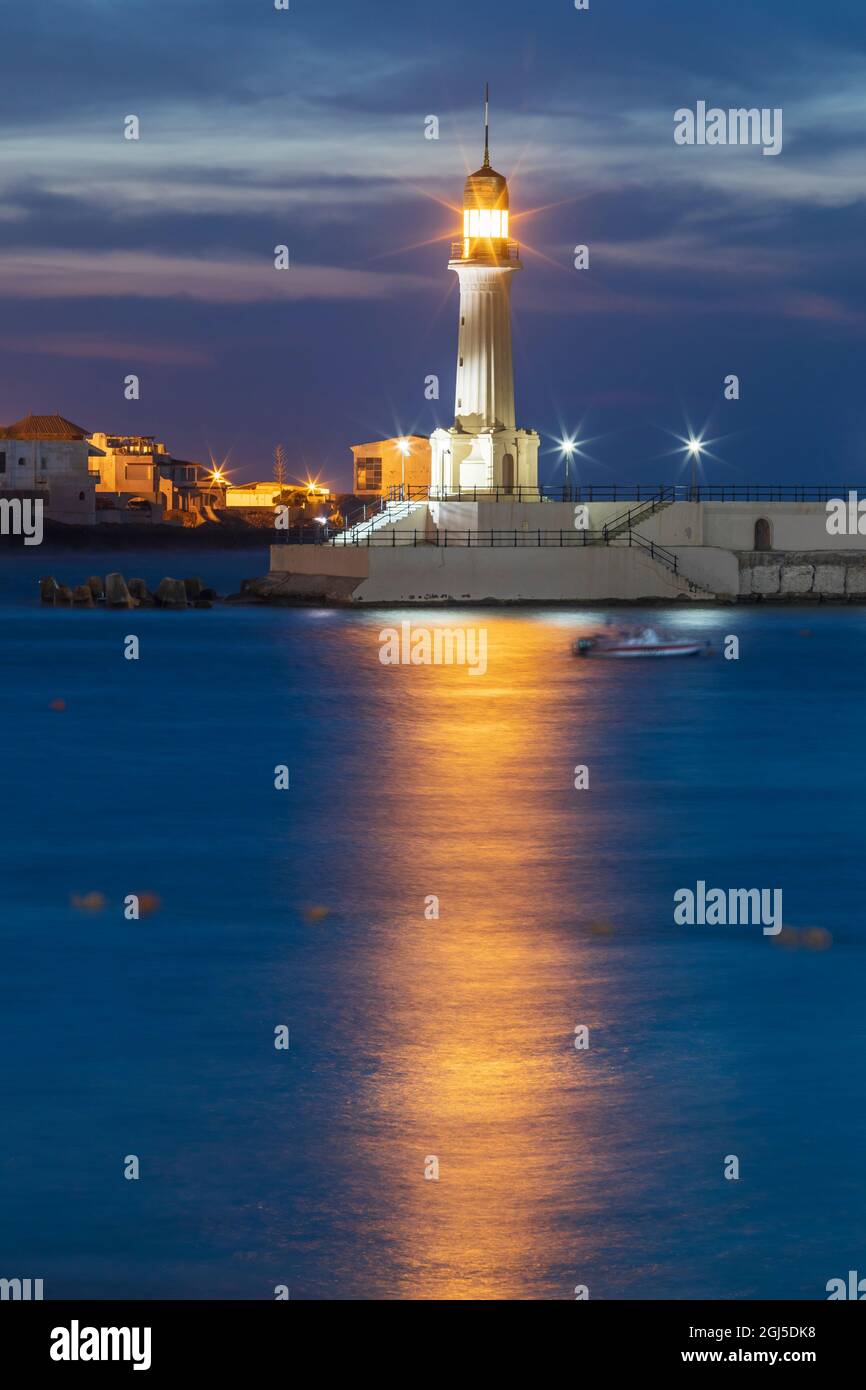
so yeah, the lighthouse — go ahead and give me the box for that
[430,90,539,498]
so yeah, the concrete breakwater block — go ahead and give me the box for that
[105,572,136,608]
[154,577,188,609]
[39,572,217,608]
[128,578,155,606]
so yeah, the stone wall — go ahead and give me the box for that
[738,551,866,600]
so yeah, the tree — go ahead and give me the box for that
[274,443,287,489]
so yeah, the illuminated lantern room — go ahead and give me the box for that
[456,86,514,261]
[462,163,509,245]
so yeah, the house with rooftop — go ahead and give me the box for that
[0,413,97,524]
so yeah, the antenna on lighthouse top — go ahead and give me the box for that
[483,83,490,168]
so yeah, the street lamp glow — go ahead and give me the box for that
[559,436,579,498]
[396,437,411,498]
[687,436,704,457]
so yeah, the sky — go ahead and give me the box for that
[0,0,865,490]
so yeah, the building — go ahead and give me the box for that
[350,436,431,499]
[226,480,334,527]
[158,456,222,519]
[429,92,540,497]
[88,434,223,522]
[225,482,283,508]
[0,413,97,524]
[88,433,168,519]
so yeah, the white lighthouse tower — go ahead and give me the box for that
[430,90,539,498]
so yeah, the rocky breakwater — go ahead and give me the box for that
[39,574,220,609]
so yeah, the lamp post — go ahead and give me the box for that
[560,438,577,501]
[687,437,704,501]
[397,437,410,501]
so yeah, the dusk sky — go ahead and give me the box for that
[1,0,865,489]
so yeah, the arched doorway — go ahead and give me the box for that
[501,452,515,495]
[754,517,772,551]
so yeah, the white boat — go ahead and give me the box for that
[573,626,708,658]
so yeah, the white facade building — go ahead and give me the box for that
[0,413,97,524]
[430,96,540,498]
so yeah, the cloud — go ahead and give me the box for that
[0,332,213,366]
[0,249,434,304]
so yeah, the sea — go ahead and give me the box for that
[1,544,864,1300]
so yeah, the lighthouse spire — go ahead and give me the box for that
[483,83,490,168]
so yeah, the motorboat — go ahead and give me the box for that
[573,626,708,658]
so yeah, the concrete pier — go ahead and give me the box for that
[254,499,866,605]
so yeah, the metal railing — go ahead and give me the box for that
[388,483,863,504]
[324,525,680,572]
[341,495,389,532]
[601,486,676,537]
[331,497,423,544]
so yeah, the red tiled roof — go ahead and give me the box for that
[0,412,90,440]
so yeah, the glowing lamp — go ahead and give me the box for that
[462,164,509,248]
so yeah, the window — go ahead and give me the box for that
[18,457,26,466]
[0,451,5,473]
[355,457,382,492]
[463,208,508,239]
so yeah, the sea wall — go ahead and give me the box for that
[266,540,717,603]
[738,551,866,600]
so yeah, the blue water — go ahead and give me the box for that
[1,547,864,1299]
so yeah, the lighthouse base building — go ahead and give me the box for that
[430,423,540,498]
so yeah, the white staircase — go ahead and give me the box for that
[332,499,427,545]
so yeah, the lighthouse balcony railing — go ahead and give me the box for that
[450,238,521,262]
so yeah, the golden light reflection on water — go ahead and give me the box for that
[346,613,633,1299]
